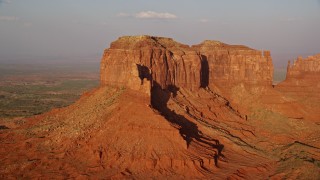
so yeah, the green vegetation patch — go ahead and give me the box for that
[248,108,292,134]
[0,79,98,118]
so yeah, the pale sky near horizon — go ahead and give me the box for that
[0,0,319,67]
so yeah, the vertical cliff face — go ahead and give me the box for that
[274,54,320,121]
[286,54,320,81]
[100,36,202,92]
[192,40,274,88]
[100,36,274,94]
[277,54,320,89]
[2,35,320,179]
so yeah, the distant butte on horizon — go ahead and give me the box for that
[0,35,319,179]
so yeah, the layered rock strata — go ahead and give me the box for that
[285,54,320,84]
[275,54,320,120]
[100,36,202,92]
[277,54,320,90]
[100,36,274,94]
[192,41,273,88]
[1,36,320,179]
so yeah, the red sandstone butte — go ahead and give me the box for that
[0,36,319,179]
[192,40,273,87]
[100,36,274,93]
[285,54,320,86]
[275,54,320,121]
[100,36,202,92]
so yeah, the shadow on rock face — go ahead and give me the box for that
[200,55,209,88]
[136,64,152,85]
[151,81,224,163]
[0,125,9,130]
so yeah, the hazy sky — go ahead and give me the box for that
[0,0,320,67]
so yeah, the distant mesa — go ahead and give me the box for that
[277,53,320,97]
[286,54,320,79]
